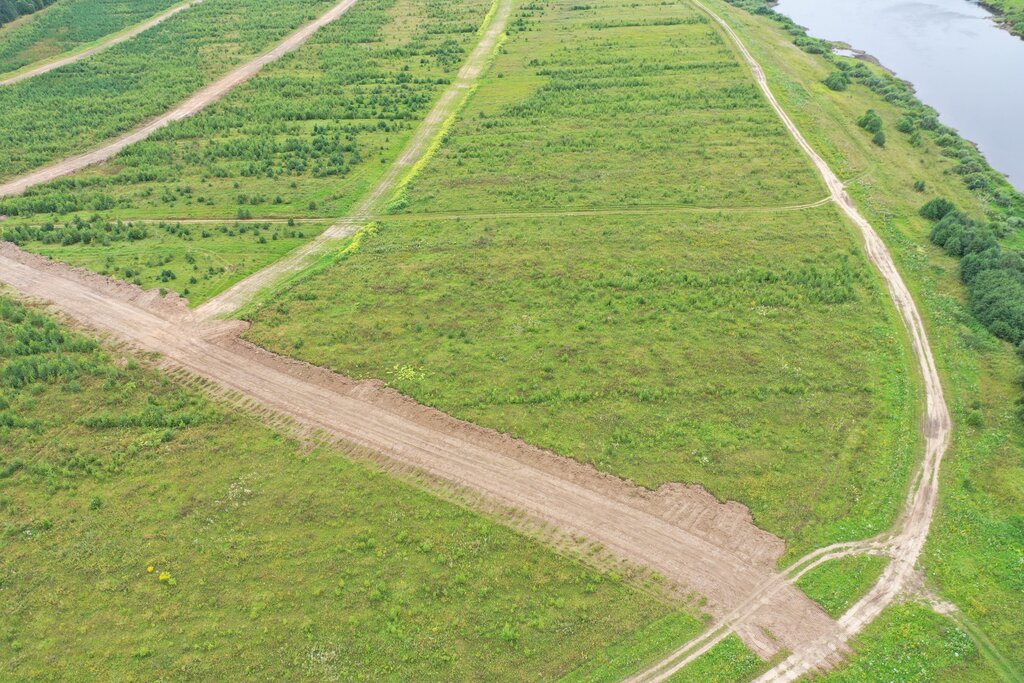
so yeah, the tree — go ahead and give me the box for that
[872,130,886,147]
[920,198,956,221]
[823,72,849,92]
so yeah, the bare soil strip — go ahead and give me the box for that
[192,0,513,321]
[627,2,953,680]
[0,0,360,197]
[0,242,838,658]
[0,0,206,87]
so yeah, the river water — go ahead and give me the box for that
[773,0,1024,191]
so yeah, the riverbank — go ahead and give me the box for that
[977,0,1024,37]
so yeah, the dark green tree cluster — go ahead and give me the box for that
[924,200,1024,416]
[857,109,886,147]
[1,216,147,246]
[0,0,56,28]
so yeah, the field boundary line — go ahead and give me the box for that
[0,0,361,198]
[193,0,513,321]
[0,0,207,87]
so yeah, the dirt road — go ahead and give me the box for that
[192,0,513,321]
[0,0,360,197]
[627,2,953,680]
[0,0,206,87]
[0,242,838,659]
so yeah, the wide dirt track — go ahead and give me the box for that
[0,242,837,659]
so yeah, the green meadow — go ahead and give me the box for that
[246,206,916,559]
[0,0,183,75]
[0,295,699,679]
[0,0,492,221]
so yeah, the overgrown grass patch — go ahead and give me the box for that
[795,554,888,618]
[1,217,331,305]
[396,0,826,214]
[820,603,999,682]
[245,207,916,558]
[0,0,492,221]
[0,0,183,75]
[0,295,698,679]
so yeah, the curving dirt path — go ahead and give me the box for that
[0,0,206,87]
[192,0,513,321]
[0,241,838,660]
[0,0,360,198]
[627,1,953,680]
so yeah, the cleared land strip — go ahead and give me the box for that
[192,0,513,321]
[0,0,205,87]
[0,242,838,659]
[627,1,953,680]
[0,0,359,198]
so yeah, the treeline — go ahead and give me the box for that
[922,199,1024,416]
[0,0,57,28]
[723,0,1024,216]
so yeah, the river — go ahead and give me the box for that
[773,0,1024,191]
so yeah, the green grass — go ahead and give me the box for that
[0,0,492,222]
[0,294,701,679]
[795,554,889,618]
[820,603,1000,682]
[559,611,710,683]
[0,217,329,305]
[981,0,1024,37]
[0,0,183,75]
[244,206,917,560]
[667,636,774,682]
[0,0,340,181]
[394,0,826,214]
[708,0,1024,669]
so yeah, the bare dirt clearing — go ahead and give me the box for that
[0,242,837,659]
[0,0,359,197]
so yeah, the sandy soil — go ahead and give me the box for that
[0,241,839,659]
[0,0,206,87]
[192,0,514,321]
[0,0,360,196]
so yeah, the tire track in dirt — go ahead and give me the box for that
[0,0,360,197]
[0,241,840,661]
[0,0,206,87]
[192,0,513,321]
[627,2,953,680]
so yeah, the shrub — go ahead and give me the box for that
[872,131,886,148]
[823,72,849,91]
[857,110,883,134]
[920,198,956,220]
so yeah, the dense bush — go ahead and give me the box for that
[924,201,1024,413]
[0,0,56,28]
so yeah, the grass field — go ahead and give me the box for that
[0,217,330,305]
[667,636,774,682]
[0,294,701,679]
[0,0,493,222]
[245,205,916,559]
[794,555,889,618]
[0,0,183,75]
[0,0,341,181]
[393,0,826,214]
[820,603,1000,682]
[708,0,1024,669]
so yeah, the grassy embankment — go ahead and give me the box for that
[708,0,1024,674]
[0,0,342,181]
[0,294,701,679]
[0,0,492,221]
[244,0,918,563]
[981,0,1024,37]
[0,0,182,75]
